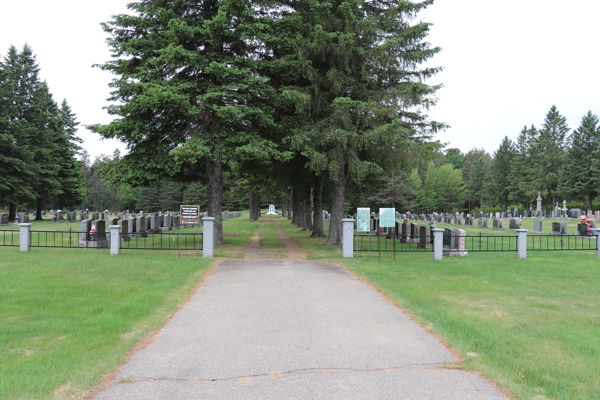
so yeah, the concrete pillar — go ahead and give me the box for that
[203,217,215,258]
[19,223,32,252]
[516,229,528,259]
[342,218,355,258]
[596,233,600,258]
[432,228,444,260]
[109,225,121,255]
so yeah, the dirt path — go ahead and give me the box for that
[242,217,308,261]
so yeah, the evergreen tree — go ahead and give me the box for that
[535,105,570,206]
[274,0,443,244]
[561,111,600,210]
[491,136,516,209]
[462,149,492,211]
[92,0,285,245]
[0,48,36,219]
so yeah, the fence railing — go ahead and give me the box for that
[0,230,19,247]
[119,232,203,250]
[528,234,597,251]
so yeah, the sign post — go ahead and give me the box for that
[180,205,201,255]
[380,208,396,259]
[357,208,370,256]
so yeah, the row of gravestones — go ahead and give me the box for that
[394,223,468,256]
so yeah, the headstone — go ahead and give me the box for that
[551,221,567,235]
[595,211,600,220]
[145,217,152,232]
[509,219,516,230]
[267,204,277,215]
[136,216,147,237]
[532,220,543,234]
[118,219,130,242]
[445,228,468,257]
[443,228,452,248]
[110,217,119,226]
[0,213,8,225]
[80,219,92,241]
[496,212,500,218]
[128,218,136,235]
[401,223,410,243]
[418,225,432,249]
[410,223,417,243]
[493,219,498,229]
[577,223,590,236]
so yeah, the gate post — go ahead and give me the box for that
[432,228,444,260]
[342,218,355,258]
[596,233,600,258]
[516,229,528,259]
[19,223,32,252]
[109,225,120,255]
[202,217,215,258]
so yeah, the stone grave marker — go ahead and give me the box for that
[532,220,543,233]
[577,223,590,236]
[136,216,147,237]
[118,219,130,242]
[418,225,432,249]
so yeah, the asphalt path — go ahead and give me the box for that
[95,260,507,400]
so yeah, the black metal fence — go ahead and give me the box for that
[119,232,203,250]
[528,234,597,251]
[0,230,19,247]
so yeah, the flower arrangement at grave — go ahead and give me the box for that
[90,226,97,241]
[14,216,19,225]
[52,215,56,221]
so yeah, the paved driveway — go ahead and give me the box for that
[95,260,507,400]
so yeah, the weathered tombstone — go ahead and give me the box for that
[493,219,499,229]
[145,217,152,232]
[443,228,452,248]
[498,219,504,229]
[118,219,130,242]
[595,211,600,220]
[577,223,590,236]
[418,225,432,249]
[162,214,172,231]
[551,221,567,235]
[104,212,110,221]
[127,218,136,235]
[0,213,8,225]
[509,219,517,230]
[79,220,92,241]
[136,216,147,237]
[174,216,180,228]
[110,217,119,226]
[410,223,417,243]
[401,223,410,243]
[532,220,543,233]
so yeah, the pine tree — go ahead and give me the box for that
[535,105,570,206]
[91,0,285,245]
[561,111,600,210]
[0,47,36,218]
[273,0,443,244]
[492,136,516,210]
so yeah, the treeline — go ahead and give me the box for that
[0,45,83,220]
[368,106,600,214]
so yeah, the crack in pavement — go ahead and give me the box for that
[115,362,460,385]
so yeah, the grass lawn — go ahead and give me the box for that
[2,213,599,399]
[259,216,287,247]
[278,217,600,400]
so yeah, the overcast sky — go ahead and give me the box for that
[1,0,599,159]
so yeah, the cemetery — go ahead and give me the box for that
[1,0,600,399]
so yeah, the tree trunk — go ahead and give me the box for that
[588,193,593,212]
[297,186,305,228]
[253,192,260,220]
[206,158,225,245]
[325,166,347,246]
[304,184,312,231]
[311,175,324,237]
[35,198,43,220]
[248,193,254,221]
[292,187,299,225]
[288,192,293,220]
[8,203,16,221]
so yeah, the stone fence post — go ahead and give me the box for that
[203,217,215,258]
[109,225,121,255]
[596,234,600,258]
[432,228,444,260]
[342,218,355,258]
[516,229,527,259]
[19,223,32,252]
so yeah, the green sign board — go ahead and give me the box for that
[379,208,396,228]
[357,208,370,232]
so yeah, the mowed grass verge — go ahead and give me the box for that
[278,217,600,400]
[1,242,214,399]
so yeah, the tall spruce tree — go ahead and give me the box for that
[0,48,36,218]
[535,105,570,206]
[492,136,516,209]
[92,0,285,245]
[560,111,600,210]
[271,0,443,245]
